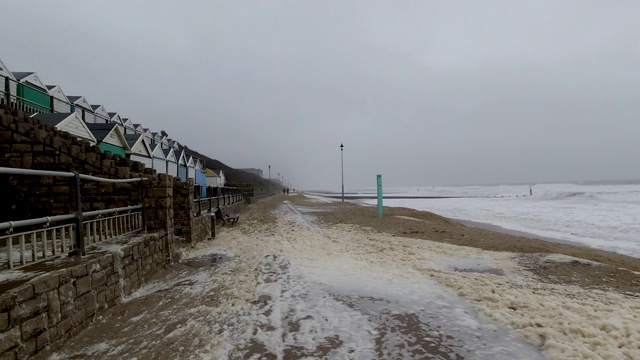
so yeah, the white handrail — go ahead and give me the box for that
[0,167,145,183]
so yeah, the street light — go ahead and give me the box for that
[340,143,344,202]
[268,165,271,194]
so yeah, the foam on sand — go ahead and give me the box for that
[266,202,640,359]
[47,199,640,359]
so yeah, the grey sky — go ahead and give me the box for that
[2,1,639,190]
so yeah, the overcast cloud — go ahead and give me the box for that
[1,1,639,190]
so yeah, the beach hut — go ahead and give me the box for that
[152,132,163,148]
[119,118,134,134]
[206,169,226,187]
[31,112,97,144]
[167,139,180,151]
[186,154,196,181]
[124,133,153,169]
[205,169,220,187]
[108,112,126,132]
[159,132,170,149]
[86,123,129,157]
[67,96,94,122]
[133,123,145,135]
[194,158,208,197]
[12,72,50,114]
[108,112,122,125]
[143,128,154,146]
[0,57,17,108]
[46,85,72,113]
[214,170,226,187]
[176,149,188,181]
[90,105,111,124]
[163,148,178,177]
[108,112,128,137]
[151,143,167,174]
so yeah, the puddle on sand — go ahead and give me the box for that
[336,294,464,360]
[431,258,506,276]
[182,253,233,268]
[452,266,505,276]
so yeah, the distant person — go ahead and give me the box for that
[283,188,286,195]
[286,188,289,195]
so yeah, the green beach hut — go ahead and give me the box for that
[86,123,129,157]
[12,72,51,114]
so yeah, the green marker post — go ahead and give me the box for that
[377,174,383,218]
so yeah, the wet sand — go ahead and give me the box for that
[40,194,640,359]
[298,194,640,294]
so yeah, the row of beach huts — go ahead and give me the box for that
[0,56,226,188]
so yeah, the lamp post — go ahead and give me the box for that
[268,165,271,194]
[340,143,344,202]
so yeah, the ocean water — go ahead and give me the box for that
[362,182,640,259]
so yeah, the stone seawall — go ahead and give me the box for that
[0,232,174,359]
[0,105,233,359]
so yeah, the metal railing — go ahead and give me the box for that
[193,185,245,216]
[0,167,145,270]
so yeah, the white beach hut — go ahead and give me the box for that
[46,85,72,113]
[163,148,178,177]
[67,96,94,123]
[124,133,153,169]
[0,57,17,108]
[151,143,167,174]
[90,105,111,124]
[186,154,196,180]
[31,112,97,144]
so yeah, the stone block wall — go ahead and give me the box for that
[0,232,173,359]
[143,174,174,234]
[0,101,235,359]
[0,106,151,222]
[173,180,216,243]
[0,106,190,236]
[173,179,194,242]
[192,214,213,243]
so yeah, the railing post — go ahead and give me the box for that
[197,185,202,215]
[139,179,146,231]
[72,172,85,256]
[208,186,212,212]
[4,77,10,105]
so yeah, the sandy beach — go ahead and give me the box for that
[45,194,640,359]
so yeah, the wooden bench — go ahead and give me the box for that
[216,206,240,227]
